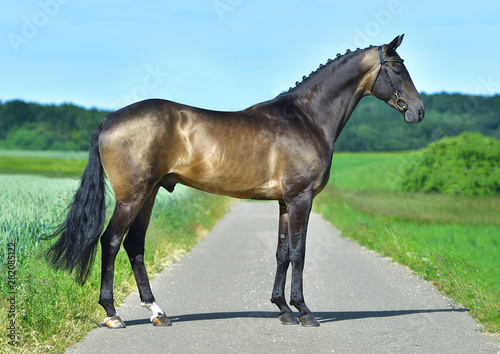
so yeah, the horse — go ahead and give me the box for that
[46,34,424,328]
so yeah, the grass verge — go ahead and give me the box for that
[315,152,500,332]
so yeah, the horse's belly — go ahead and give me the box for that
[173,168,283,200]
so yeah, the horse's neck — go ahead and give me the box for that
[291,54,372,148]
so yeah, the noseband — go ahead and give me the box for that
[370,46,408,110]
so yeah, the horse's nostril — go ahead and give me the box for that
[418,108,425,120]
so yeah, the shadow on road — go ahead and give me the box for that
[122,308,469,326]
[315,308,469,324]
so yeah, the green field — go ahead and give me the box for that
[0,150,87,177]
[315,152,500,332]
[0,151,88,177]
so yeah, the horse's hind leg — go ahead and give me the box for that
[271,201,299,325]
[123,186,171,326]
[98,198,145,328]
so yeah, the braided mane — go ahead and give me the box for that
[285,45,376,93]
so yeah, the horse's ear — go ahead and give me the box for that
[387,34,404,52]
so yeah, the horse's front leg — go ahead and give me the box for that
[287,190,320,327]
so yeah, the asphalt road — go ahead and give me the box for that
[67,201,499,353]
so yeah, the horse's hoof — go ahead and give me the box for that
[278,312,299,325]
[298,314,320,327]
[99,315,126,329]
[152,314,172,326]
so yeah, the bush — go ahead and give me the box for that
[401,133,500,196]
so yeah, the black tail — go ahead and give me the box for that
[46,123,106,285]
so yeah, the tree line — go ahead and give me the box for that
[0,93,499,151]
[0,100,107,151]
[335,93,500,151]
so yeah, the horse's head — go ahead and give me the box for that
[369,34,425,124]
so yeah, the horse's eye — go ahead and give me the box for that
[394,68,402,76]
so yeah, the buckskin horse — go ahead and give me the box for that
[46,35,424,328]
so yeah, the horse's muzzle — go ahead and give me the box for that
[404,105,425,124]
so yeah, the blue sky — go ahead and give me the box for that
[1,0,499,111]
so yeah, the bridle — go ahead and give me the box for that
[370,46,408,111]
